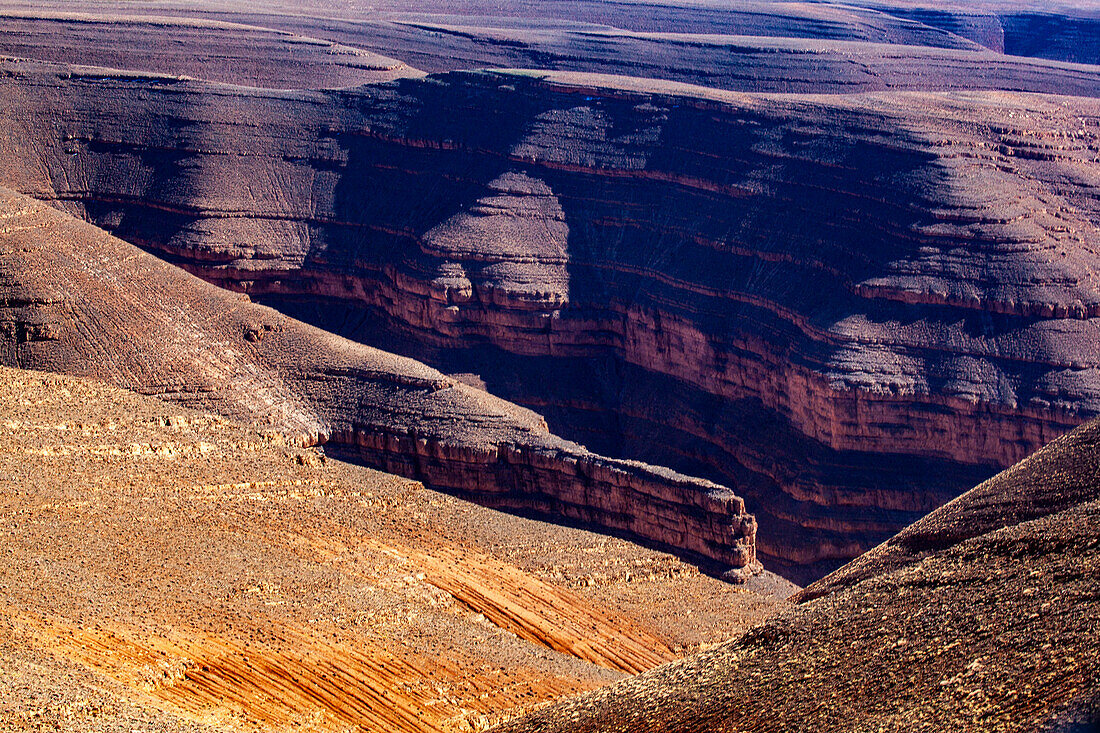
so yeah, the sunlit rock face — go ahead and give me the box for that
[3,61,1100,579]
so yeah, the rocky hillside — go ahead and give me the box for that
[2,58,1099,577]
[0,1,1096,729]
[0,11,423,89]
[5,9,1100,95]
[0,185,759,577]
[492,413,1100,732]
[0,365,788,732]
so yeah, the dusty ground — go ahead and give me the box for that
[495,417,1100,732]
[0,366,790,733]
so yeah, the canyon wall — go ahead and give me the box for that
[491,388,1100,733]
[0,185,758,576]
[2,61,1100,578]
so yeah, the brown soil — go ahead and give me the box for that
[494,417,1100,732]
[0,365,789,732]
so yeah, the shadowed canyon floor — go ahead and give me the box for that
[0,365,790,732]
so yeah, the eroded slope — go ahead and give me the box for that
[6,9,1100,95]
[0,10,422,88]
[493,415,1100,732]
[3,61,1099,577]
[0,185,759,576]
[0,365,788,732]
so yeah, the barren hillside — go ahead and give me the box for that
[493,412,1100,731]
[0,365,789,732]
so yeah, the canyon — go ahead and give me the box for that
[1,0,1099,729]
[0,185,759,577]
[0,364,786,732]
[2,56,1100,577]
[493,389,1100,732]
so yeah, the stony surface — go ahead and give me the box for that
[492,415,1100,733]
[4,0,1100,75]
[3,58,1099,577]
[0,2,1095,729]
[6,8,1100,95]
[0,365,789,732]
[0,11,424,89]
[0,185,758,575]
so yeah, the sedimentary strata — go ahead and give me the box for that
[5,9,1100,95]
[493,415,1100,732]
[0,365,784,732]
[0,10,422,88]
[3,59,1098,576]
[0,186,758,575]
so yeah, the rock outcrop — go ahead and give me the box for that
[492,416,1100,732]
[0,185,758,575]
[9,0,1099,75]
[0,364,787,732]
[3,58,1099,577]
[0,10,422,88]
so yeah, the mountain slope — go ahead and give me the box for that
[0,365,787,732]
[4,60,1100,577]
[0,185,758,576]
[492,415,1100,732]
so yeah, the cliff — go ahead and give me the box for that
[491,415,1100,732]
[0,365,786,732]
[0,185,758,576]
[2,60,1098,577]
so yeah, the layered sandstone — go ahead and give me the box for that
[0,0,995,56]
[0,186,758,575]
[493,416,1100,732]
[6,0,1100,76]
[2,59,1098,577]
[0,10,422,88]
[0,365,787,732]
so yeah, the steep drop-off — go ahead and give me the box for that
[3,60,1099,577]
[493,414,1100,732]
[0,365,786,732]
[0,185,759,577]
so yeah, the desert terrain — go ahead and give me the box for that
[0,0,1097,730]
[0,365,788,732]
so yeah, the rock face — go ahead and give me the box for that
[0,364,788,732]
[3,59,1099,578]
[0,185,758,575]
[0,11,423,89]
[491,416,1100,732]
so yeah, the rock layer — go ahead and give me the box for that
[0,185,758,574]
[3,60,1099,577]
[492,415,1100,732]
[6,8,1100,96]
[0,364,786,732]
[0,10,422,88]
